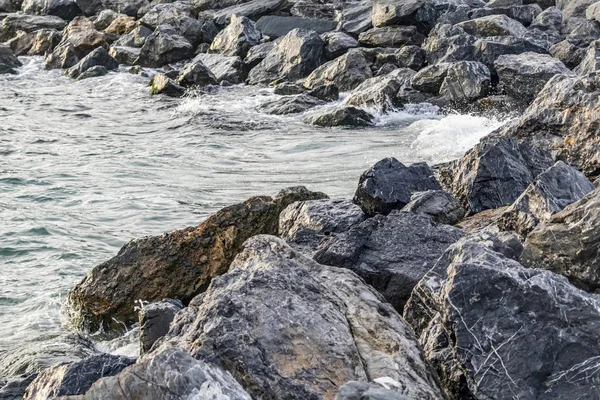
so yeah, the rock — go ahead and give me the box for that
[243,39,275,67]
[212,0,291,27]
[209,14,260,58]
[421,23,475,64]
[559,0,597,20]
[410,62,452,94]
[6,28,61,56]
[402,190,465,225]
[305,105,375,127]
[473,36,547,70]
[66,187,327,332]
[21,0,80,20]
[290,0,337,19]
[44,41,79,69]
[497,161,595,236]
[194,52,246,84]
[371,0,436,32]
[337,0,373,35]
[563,16,600,46]
[335,380,414,400]
[44,16,106,69]
[140,3,217,46]
[458,14,528,36]
[315,211,464,310]
[247,28,325,85]
[404,236,600,399]
[22,354,135,400]
[113,24,152,48]
[76,65,107,79]
[575,39,600,74]
[439,60,491,104]
[108,45,139,65]
[149,73,185,97]
[343,70,407,111]
[437,136,554,215]
[306,83,339,101]
[353,157,442,216]
[494,52,573,104]
[255,15,337,38]
[82,348,252,400]
[588,1,600,22]
[93,9,120,30]
[0,43,21,74]
[374,45,426,70]
[153,235,445,400]
[498,72,600,176]
[0,375,38,400]
[303,49,372,91]
[0,0,20,12]
[358,26,425,48]
[529,5,562,31]
[0,14,66,42]
[279,199,365,253]
[104,15,136,35]
[272,81,305,95]
[521,186,600,291]
[257,94,325,115]
[139,299,183,354]
[65,46,118,79]
[550,40,587,69]
[321,31,358,59]
[137,24,194,68]
[176,57,217,87]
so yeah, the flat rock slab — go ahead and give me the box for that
[256,15,337,38]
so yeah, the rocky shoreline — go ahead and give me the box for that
[2,0,600,398]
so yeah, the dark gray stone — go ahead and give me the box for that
[257,94,325,115]
[209,14,261,58]
[255,15,337,38]
[314,211,464,310]
[137,24,194,68]
[305,105,375,127]
[194,52,246,84]
[337,0,372,35]
[150,72,185,97]
[372,0,437,32]
[76,65,108,79]
[358,25,425,48]
[439,60,491,103]
[65,46,118,79]
[549,40,586,69]
[243,39,275,68]
[402,190,465,225]
[335,381,413,400]
[21,0,80,20]
[140,3,217,46]
[306,83,339,101]
[529,5,562,31]
[139,299,183,354]
[575,39,600,74]
[212,0,291,26]
[272,81,305,95]
[0,13,66,42]
[321,31,358,59]
[177,57,217,87]
[303,49,373,91]
[411,62,452,94]
[0,43,20,74]
[112,24,153,48]
[343,69,409,111]
[458,13,528,36]
[353,157,442,216]
[108,45,140,65]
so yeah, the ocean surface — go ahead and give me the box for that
[0,56,505,378]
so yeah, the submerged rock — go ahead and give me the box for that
[402,190,465,225]
[153,235,445,399]
[305,105,375,127]
[67,187,327,332]
[314,211,464,310]
[257,94,325,115]
[150,72,185,97]
[139,299,183,354]
[353,157,442,216]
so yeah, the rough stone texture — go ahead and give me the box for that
[404,236,600,400]
[154,235,445,400]
[335,380,413,400]
[343,69,412,111]
[372,0,436,31]
[76,65,108,79]
[209,14,260,58]
[410,62,452,94]
[21,0,81,21]
[257,94,325,115]
[305,105,375,127]
[137,24,194,68]
[194,52,246,84]
[497,72,600,177]
[66,187,327,333]
[575,39,600,74]
[521,186,600,291]
[549,39,587,69]
[315,211,464,311]
[497,161,595,236]
[353,157,442,216]
[255,15,337,38]
[176,57,217,87]
[279,199,365,253]
[307,83,339,101]
[150,73,185,97]
[247,28,325,85]
[439,61,491,103]
[303,49,373,91]
[65,46,118,79]
[437,136,554,215]
[108,45,139,65]
[358,26,425,48]
[44,16,106,69]
[337,0,373,35]
[82,348,252,400]
[457,14,528,36]
[243,39,275,68]
[0,14,66,42]
[23,354,135,400]
[93,9,120,30]
[0,375,38,400]
[321,31,358,59]
[212,0,291,27]
[0,43,21,74]
[6,28,62,56]
[494,52,573,104]
[402,190,465,225]
[113,25,152,48]
[104,16,136,35]
[530,5,562,31]
[140,3,216,46]
[588,1,600,22]
[139,299,183,354]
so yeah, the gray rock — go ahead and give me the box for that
[353,158,442,216]
[372,0,436,32]
[575,39,600,74]
[0,43,21,74]
[153,235,445,400]
[559,0,597,20]
[212,0,291,26]
[358,25,425,48]
[243,39,275,67]
[337,0,373,35]
[550,40,587,68]
[137,24,194,68]
[0,13,66,42]
[563,16,600,47]
[210,14,260,58]
[257,94,326,115]
[150,73,185,97]
[474,36,548,69]
[290,0,337,19]
[314,211,464,310]
[410,62,452,94]
[279,199,365,253]
[494,52,573,104]
[402,190,465,225]
[139,299,183,354]
[343,69,409,111]
[457,14,528,36]
[529,5,562,30]
[75,0,144,17]
[82,348,252,400]
[44,41,79,69]
[140,3,217,46]
[404,236,600,399]
[247,28,325,85]
[305,105,375,127]
[0,375,37,400]
[307,83,339,101]
[438,136,554,215]
[194,52,246,84]
[439,60,491,103]
[93,9,120,30]
[177,57,217,87]
[335,380,413,400]
[588,1,600,22]
[108,45,140,65]
[0,0,20,12]
[23,354,135,400]
[521,186,600,291]
[76,65,108,79]
[255,15,337,38]
[65,46,118,79]
[21,0,80,20]
[112,25,152,47]
[303,49,373,91]
[321,31,358,59]
[44,16,106,69]
[6,28,61,56]
[272,81,305,95]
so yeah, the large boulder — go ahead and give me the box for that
[305,105,375,127]
[176,57,217,87]
[353,157,442,216]
[209,14,260,58]
[314,211,464,310]
[0,14,66,42]
[66,187,327,333]
[404,236,600,399]
[257,94,325,115]
[498,72,600,177]
[521,186,600,291]
[243,39,276,67]
[358,25,425,48]
[371,0,436,32]
[6,28,62,56]
[21,0,80,20]
[80,348,252,400]
[255,15,337,38]
[497,161,595,236]
[342,69,409,111]
[44,16,106,69]
[494,52,573,104]
[139,299,183,354]
[153,235,445,399]
[437,137,554,215]
[194,52,247,84]
[22,354,135,400]
[137,24,194,68]
[550,39,587,69]
[140,3,217,46]
[112,24,152,47]
[150,73,185,97]
[212,0,291,26]
[438,60,491,104]
[303,49,373,91]
[247,28,325,85]
[402,190,465,225]
[575,39,600,74]
[457,14,528,36]
[65,46,118,79]
[337,0,373,35]
[321,31,358,59]
[0,43,21,74]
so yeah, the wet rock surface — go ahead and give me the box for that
[139,299,183,354]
